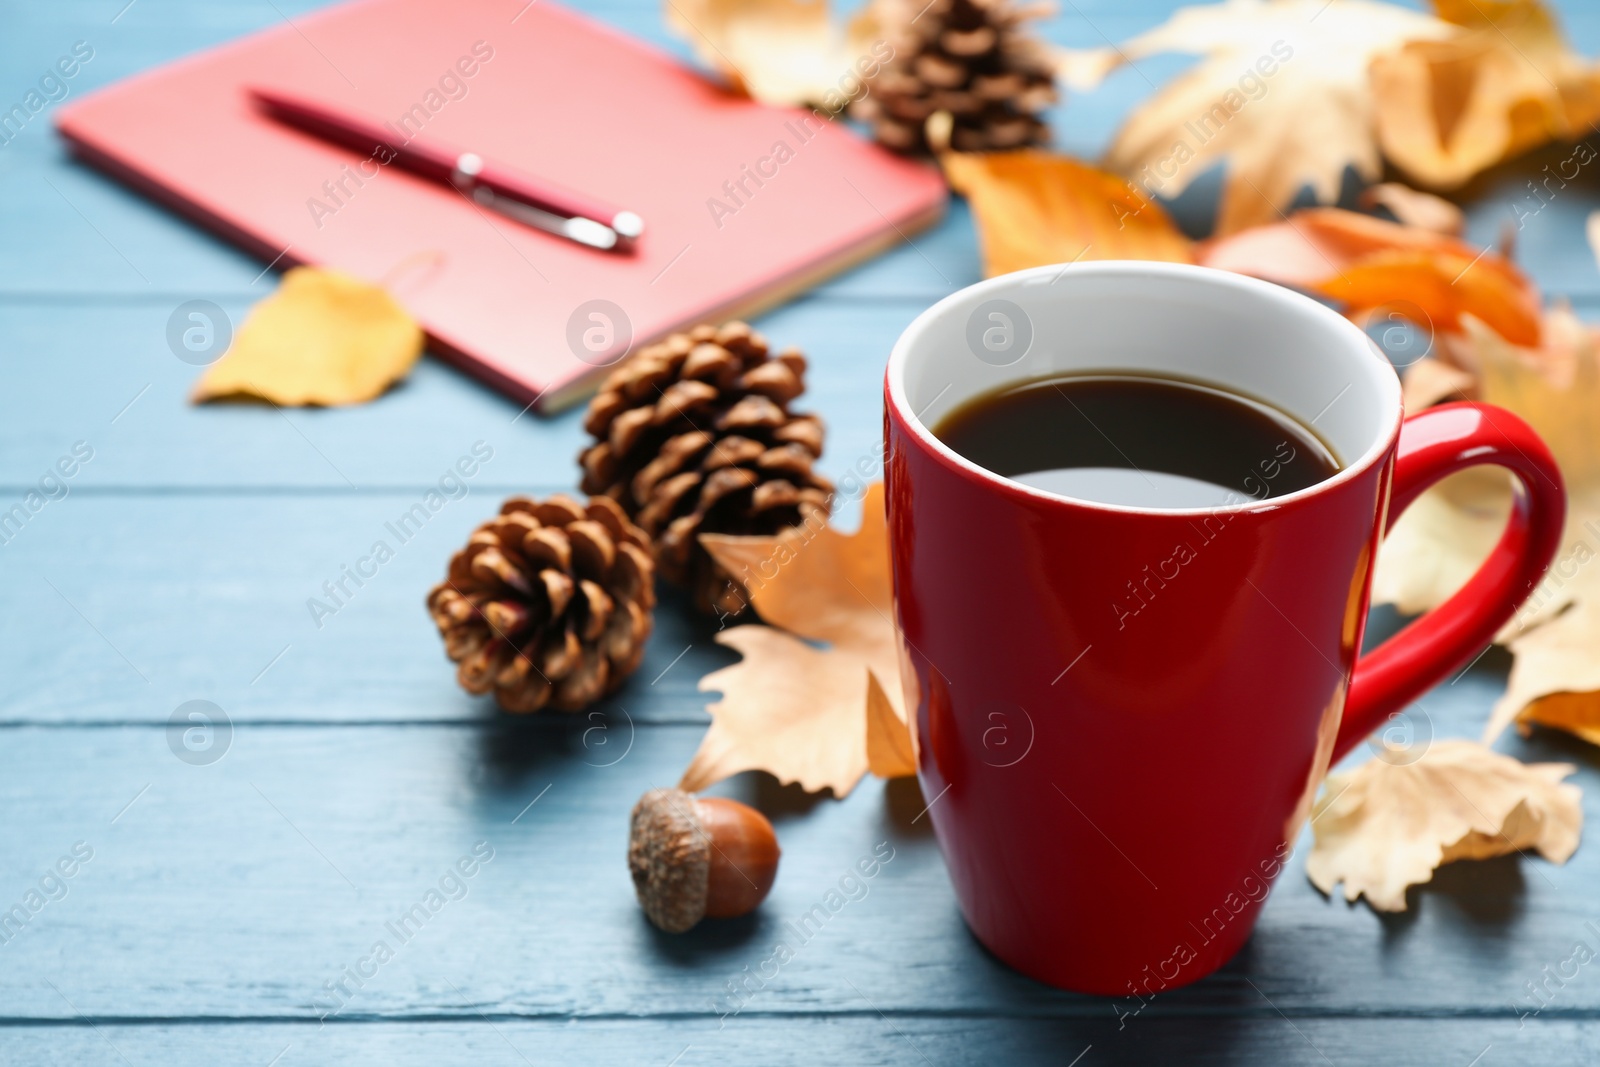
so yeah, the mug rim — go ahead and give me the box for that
[885,261,1405,518]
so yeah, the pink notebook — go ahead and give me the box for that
[57,0,946,412]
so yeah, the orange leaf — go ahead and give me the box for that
[686,484,902,796]
[683,626,875,796]
[1200,207,1541,345]
[865,669,915,779]
[940,149,1193,277]
[1317,249,1541,346]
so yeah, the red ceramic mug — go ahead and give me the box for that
[884,262,1565,995]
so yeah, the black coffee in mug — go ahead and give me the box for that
[932,372,1341,509]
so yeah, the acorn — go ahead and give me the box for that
[627,788,780,933]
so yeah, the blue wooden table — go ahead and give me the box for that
[4,0,1600,1063]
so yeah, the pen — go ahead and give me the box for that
[249,87,644,252]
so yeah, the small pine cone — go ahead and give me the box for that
[577,321,833,617]
[854,0,1057,155]
[426,495,656,713]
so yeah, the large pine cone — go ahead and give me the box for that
[426,495,655,713]
[853,0,1057,154]
[578,322,832,617]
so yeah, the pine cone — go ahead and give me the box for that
[578,321,832,617]
[426,494,655,713]
[853,0,1057,154]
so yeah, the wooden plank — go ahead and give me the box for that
[7,0,1600,1059]
[0,719,1594,1019]
[0,494,737,723]
[0,1018,1593,1066]
[0,495,1527,726]
[7,286,1600,491]
[0,296,912,488]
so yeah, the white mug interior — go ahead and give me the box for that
[887,262,1403,513]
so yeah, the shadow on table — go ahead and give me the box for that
[640,909,766,963]
[473,713,595,791]
[1386,854,1528,931]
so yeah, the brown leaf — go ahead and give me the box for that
[1359,182,1465,235]
[1371,0,1600,190]
[1199,207,1542,346]
[664,0,885,107]
[1400,357,1476,413]
[942,155,1541,354]
[865,668,916,778]
[1511,692,1600,748]
[1371,308,1600,746]
[686,484,900,796]
[1307,740,1580,911]
[939,149,1193,277]
[192,266,423,406]
[1059,0,1456,233]
[683,626,875,795]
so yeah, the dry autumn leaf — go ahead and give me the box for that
[938,141,1539,345]
[1371,0,1600,191]
[686,483,906,796]
[1400,356,1476,412]
[1307,740,1580,911]
[192,266,423,407]
[1373,307,1600,746]
[866,668,916,778]
[1358,181,1464,235]
[1199,207,1542,345]
[664,0,886,107]
[939,148,1194,276]
[1059,0,1455,233]
[942,145,1541,348]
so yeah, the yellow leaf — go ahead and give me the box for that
[192,267,423,407]
[1371,0,1600,190]
[1307,740,1580,911]
[865,668,916,778]
[664,0,885,107]
[1372,308,1600,745]
[686,484,900,796]
[939,150,1193,277]
[1060,0,1455,234]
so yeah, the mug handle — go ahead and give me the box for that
[1331,402,1567,764]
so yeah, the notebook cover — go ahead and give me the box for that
[56,0,946,412]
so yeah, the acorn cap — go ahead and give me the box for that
[628,788,712,933]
